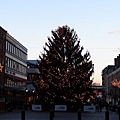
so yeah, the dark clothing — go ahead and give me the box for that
[7,102,12,112]
[98,101,103,112]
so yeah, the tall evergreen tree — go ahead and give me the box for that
[37,25,94,105]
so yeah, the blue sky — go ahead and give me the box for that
[1,0,120,84]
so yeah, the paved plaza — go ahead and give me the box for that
[0,110,119,120]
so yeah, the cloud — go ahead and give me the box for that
[108,30,120,35]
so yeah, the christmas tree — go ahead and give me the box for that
[37,25,94,105]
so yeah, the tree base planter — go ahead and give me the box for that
[55,105,67,111]
[83,105,96,112]
[32,104,42,111]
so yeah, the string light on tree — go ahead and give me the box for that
[111,79,120,88]
[37,25,94,105]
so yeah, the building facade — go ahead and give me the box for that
[102,55,120,105]
[102,65,117,103]
[26,60,40,109]
[0,26,28,110]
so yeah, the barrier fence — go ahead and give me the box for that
[20,105,120,120]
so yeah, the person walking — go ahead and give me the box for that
[98,100,103,112]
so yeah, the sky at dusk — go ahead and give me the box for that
[0,0,120,84]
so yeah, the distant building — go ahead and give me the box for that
[27,60,39,84]
[0,26,28,110]
[26,60,40,105]
[101,55,120,104]
[114,54,120,66]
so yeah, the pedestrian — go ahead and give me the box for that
[7,101,12,112]
[98,100,102,112]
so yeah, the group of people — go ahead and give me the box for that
[92,98,108,112]
[95,100,104,112]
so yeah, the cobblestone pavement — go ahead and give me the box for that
[0,110,119,120]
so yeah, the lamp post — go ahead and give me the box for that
[25,89,35,110]
[25,89,28,110]
[32,89,35,104]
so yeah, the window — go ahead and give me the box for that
[5,57,8,67]
[8,42,10,52]
[9,59,11,68]
[7,58,9,67]
[16,62,19,71]
[6,41,8,51]
[13,46,15,55]
[9,43,11,52]
[11,44,13,53]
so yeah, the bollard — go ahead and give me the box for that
[105,110,109,120]
[78,109,82,120]
[112,105,115,112]
[21,109,25,120]
[118,107,120,120]
[50,109,54,120]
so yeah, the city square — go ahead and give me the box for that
[0,1,120,120]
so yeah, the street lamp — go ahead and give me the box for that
[32,89,35,104]
[25,88,36,110]
[26,89,28,93]
[25,89,28,110]
[32,90,35,93]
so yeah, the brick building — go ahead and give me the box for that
[0,26,28,110]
